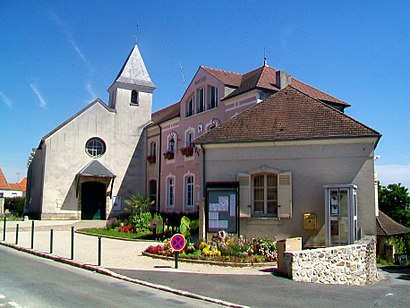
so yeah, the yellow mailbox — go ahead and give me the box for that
[304,213,317,230]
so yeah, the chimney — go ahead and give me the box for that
[276,71,291,89]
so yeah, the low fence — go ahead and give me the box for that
[284,236,378,285]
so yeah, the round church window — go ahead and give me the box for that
[85,137,106,157]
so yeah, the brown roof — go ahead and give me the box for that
[150,101,180,126]
[0,168,9,190]
[201,66,242,87]
[195,86,380,145]
[221,65,349,107]
[377,211,410,236]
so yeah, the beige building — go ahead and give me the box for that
[26,45,154,219]
[196,87,381,247]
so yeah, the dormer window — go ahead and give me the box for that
[186,96,194,117]
[196,88,205,113]
[208,85,218,109]
[131,90,139,106]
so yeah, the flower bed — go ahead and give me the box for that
[144,231,277,264]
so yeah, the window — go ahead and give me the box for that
[85,137,106,157]
[186,96,194,117]
[150,142,157,157]
[149,180,157,209]
[166,177,175,208]
[208,85,218,109]
[131,90,139,106]
[186,130,194,147]
[253,174,278,216]
[185,175,194,208]
[196,88,205,113]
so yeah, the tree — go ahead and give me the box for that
[378,182,410,228]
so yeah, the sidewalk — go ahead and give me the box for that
[0,219,276,275]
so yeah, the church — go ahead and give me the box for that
[26,44,381,247]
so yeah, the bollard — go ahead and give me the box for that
[3,216,6,241]
[50,229,53,254]
[71,226,74,260]
[31,220,34,249]
[153,224,157,239]
[175,251,179,269]
[98,236,102,266]
[15,224,19,245]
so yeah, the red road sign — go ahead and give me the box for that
[170,233,186,251]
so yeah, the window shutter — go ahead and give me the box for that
[238,173,251,217]
[278,172,292,218]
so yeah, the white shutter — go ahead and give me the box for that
[278,171,292,218]
[238,173,251,217]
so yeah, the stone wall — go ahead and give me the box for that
[284,236,378,285]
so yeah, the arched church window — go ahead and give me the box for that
[85,137,106,158]
[131,90,139,106]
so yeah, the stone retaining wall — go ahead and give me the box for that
[284,236,378,285]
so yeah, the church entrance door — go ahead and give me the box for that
[81,181,106,220]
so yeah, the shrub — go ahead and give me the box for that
[118,224,134,233]
[5,197,25,217]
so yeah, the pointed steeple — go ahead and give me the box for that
[112,44,155,90]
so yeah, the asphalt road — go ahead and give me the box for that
[111,267,410,308]
[0,245,224,308]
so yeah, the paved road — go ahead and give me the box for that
[0,245,224,308]
[111,267,410,308]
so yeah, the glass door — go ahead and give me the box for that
[325,185,357,246]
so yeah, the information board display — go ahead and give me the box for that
[206,183,239,234]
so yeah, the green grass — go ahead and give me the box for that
[78,228,156,240]
[376,256,395,266]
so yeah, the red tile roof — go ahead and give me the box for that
[195,86,380,145]
[150,101,181,126]
[220,65,349,107]
[201,66,242,87]
[0,168,9,190]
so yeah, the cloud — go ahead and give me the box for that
[0,91,13,108]
[376,164,410,189]
[29,83,47,109]
[48,11,90,67]
[85,80,97,100]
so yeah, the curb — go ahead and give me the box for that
[0,241,248,308]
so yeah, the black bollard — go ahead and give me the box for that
[15,223,19,245]
[71,226,74,260]
[3,216,6,241]
[31,220,34,249]
[50,229,53,254]
[153,224,157,239]
[98,236,102,266]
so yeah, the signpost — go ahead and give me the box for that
[170,233,186,269]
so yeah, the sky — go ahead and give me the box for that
[0,1,409,188]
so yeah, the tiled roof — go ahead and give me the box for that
[0,168,9,190]
[150,102,180,126]
[377,211,409,236]
[201,66,242,87]
[221,65,349,107]
[195,86,380,145]
[18,177,27,192]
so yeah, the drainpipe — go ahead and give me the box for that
[157,124,162,214]
[199,144,206,241]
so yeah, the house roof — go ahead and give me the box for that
[77,160,115,178]
[0,168,9,190]
[220,65,349,107]
[377,211,410,236]
[149,101,181,126]
[201,66,242,87]
[112,44,155,90]
[195,86,380,145]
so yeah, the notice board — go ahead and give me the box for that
[206,182,239,234]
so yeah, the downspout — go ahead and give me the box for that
[157,124,162,214]
[199,144,206,241]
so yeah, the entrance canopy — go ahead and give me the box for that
[76,160,116,197]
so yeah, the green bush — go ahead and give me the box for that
[5,197,25,217]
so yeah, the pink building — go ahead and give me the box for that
[146,64,349,216]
